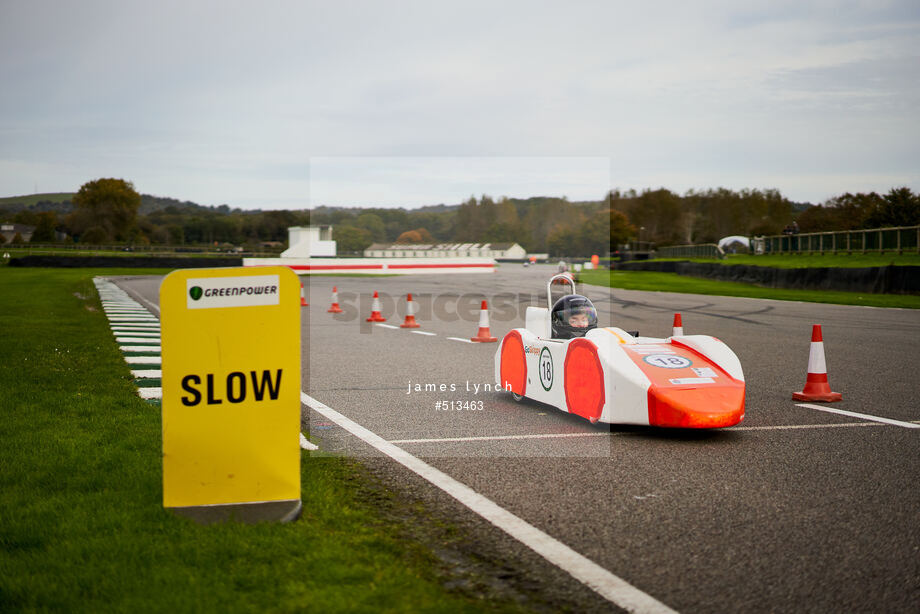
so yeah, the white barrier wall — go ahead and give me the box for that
[243,257,496,275]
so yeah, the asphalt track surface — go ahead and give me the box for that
[113,265,920,613]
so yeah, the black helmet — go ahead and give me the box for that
[551,294,598,339]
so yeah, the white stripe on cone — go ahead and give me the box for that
[672,313,683,336]
[807,341,828,374]
[328,286,343,313]
[367,291,386,321]
[792,324,841,402]
[471,300,497,342]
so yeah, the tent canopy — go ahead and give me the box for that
[718,235,750,249]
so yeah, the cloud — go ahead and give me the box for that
[309,157,611,207]
[0,1,917,206]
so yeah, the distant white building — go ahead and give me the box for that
[363,242,527,260]
[282,225,336,257]
[0,223,34,243]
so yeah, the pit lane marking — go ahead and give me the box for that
[447,337,474,343]
[301,391,678,614]
[390,432,611,444]
[796,403,920,429]
[387,421,902,445]
[375,324,438,337]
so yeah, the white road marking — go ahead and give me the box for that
[300,433,319,451]
[375,323,399,329]
[391,421,895,445]
[796,403,920,429]
[733,422,884,431]
[447,337,474,343]
[112,330,160,341]
[107,316,158,321]
[125,356,161,365]
[390,432,611,444]
[131,369,162,379]
[138,387,162,400]
[411,330,437,336]
[120,345,163,352]
[116,337,161,343]
[301,392,677,614]
[131,292,160,315]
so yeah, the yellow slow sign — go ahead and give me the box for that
[160,266,301,509]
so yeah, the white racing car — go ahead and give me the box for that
[494,275,745,428]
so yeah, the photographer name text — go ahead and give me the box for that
[407,380,511,395]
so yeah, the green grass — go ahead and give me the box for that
[0,267,529,613]
[581,269,920,309]
[656,252,920,268]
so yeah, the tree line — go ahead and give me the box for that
[2,178,917,256]
[310,195,634,255]
[0,179,308,248]
[794,188,919,232]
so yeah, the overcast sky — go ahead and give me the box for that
[1,1,917,209]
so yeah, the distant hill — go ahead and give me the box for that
[0,192,219,216]
[2,193,608,218]
[0,193,75,212]
[138,194,225,215]
[310,203,461,215]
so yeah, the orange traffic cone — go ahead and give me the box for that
[470,300,497,342]
[792,325,842,402]
[400,293,420,328]
[672,313,684,336]
[327,286,343,313]
[300,282,308,306]
[366,291,386,322]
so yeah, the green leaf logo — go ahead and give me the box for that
[189,286,203,301]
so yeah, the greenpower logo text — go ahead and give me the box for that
[186,274,281,309]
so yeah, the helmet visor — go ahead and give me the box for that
[561,303,597,328]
